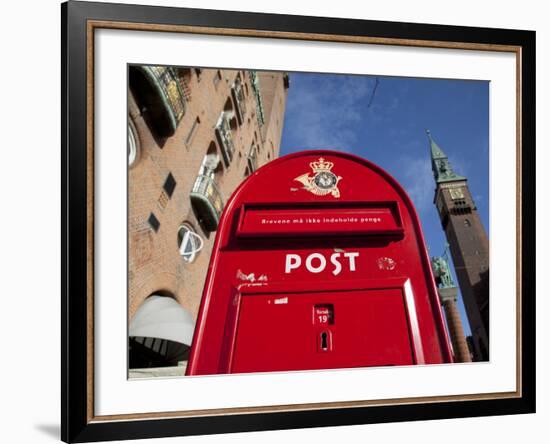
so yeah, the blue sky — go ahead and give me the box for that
[280,72,489,336]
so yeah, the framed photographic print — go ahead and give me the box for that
[62,0,536,442]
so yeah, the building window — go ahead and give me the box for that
[441,211,450,230]
[194,68,202,81]
[213,70,222,88]
[177,223,203,263]
[283,72,290,89]
[464,219,471,227]
[203,143,224,176]
[185,117,200,147]
[247,143,258,173]
[148,213,160,232]
[163,172,177,198]
[128,119,140,167]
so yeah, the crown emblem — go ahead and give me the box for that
[293,157,342,198]
[310,158,334,173]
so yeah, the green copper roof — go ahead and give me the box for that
[426,129,466,184]
[427,130,446,159]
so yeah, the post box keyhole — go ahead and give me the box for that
[321,332,328,350]
[318,330,331,352]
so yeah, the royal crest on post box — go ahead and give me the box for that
[186,150,453,375]
[293,157,343,197]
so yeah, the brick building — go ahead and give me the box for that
[127,66,289,374]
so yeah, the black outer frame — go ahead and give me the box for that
[61,0,536,442]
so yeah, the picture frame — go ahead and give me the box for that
[61,0,536,442]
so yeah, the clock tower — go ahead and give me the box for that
[428,130,489,361]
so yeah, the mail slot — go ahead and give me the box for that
[186,150,453,375]
[237,202,404,237]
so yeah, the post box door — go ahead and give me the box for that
[231,288,414,374]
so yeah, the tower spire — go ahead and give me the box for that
[426,129,465,184]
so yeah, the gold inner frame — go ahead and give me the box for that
[85,19,523,423]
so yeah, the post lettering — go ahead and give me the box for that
[330,253,342,276]
[285,252,359,275]
[305,253,326,273]
[285,254,301,273]
[344,252,359,271]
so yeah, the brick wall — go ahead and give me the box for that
[128,68,288,322]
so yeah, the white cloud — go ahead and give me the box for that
[449,154,469,178]
[399,156,434,213]
[283,75,375,150]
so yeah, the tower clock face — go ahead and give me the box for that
[449,188,465,200]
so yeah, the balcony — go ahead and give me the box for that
[190,174,224,232]
[215,112,235,167]
[249,70,265,126]
[130,66,186,137]
[232,74,247,125]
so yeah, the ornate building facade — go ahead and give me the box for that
[127,66,289,374]
[428,130,489,361]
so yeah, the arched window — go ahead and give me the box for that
[199,142,223,178]
[177,223,203,263]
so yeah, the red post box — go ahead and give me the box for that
[186,150,453,375]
